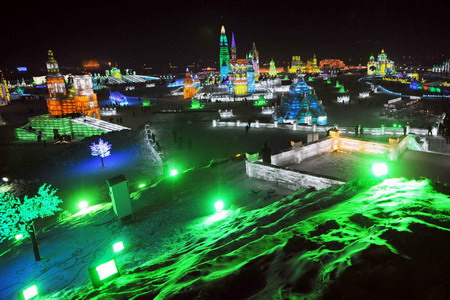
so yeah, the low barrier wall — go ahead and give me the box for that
[246,160,344,191]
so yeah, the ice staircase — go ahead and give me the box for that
[107,76,126,84]
[71,116,130,132]
[122,75,147,83]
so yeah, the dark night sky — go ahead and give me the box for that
[1,0,449,74]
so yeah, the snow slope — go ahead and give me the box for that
[2,158,450,299]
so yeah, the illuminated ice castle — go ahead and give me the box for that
[367,49,395,76]
[219,26,260,95]
[288,55,320,74]
[15,51,127,141]
[45,50,100,119]
[275,77,327,125]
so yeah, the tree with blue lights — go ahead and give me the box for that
[0,184,62,261]
[90,138,112,167]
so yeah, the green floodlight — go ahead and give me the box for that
[138,183,146,188]
[214,200,225,213]
[393,123,397,128]
[89,259,120,288]
[112,241,124,253]
[19,284,38,300]
[15,234,23,240]
[78,200,89,210]
[170,169,179,177]
[372,162,388,177]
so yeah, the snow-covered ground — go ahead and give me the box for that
[2,164,450,299]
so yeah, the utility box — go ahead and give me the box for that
[107,175,132,220]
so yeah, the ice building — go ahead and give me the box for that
[275,77,327,125]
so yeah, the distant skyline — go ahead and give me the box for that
[1,0,449,74]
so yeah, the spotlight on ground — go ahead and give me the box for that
[170,169,179,177]
[78,200,89,210]
[214,200,225,213]
[2,177,8,182]
[112,241,124,253]
[89,259,120,288]
[372,162,388,177]
[19,284,38,300]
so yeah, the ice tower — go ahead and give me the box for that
[183,68,196,99]
[219,26,230,81]
[247,56,256,93]
[250,42,259,81]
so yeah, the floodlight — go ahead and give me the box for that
[138,183,146,188]
[372,163,388,177]
[15,234,23,240]
[113,241,124,253]
[214,200,224,213]
[78,200,89,210]
[20,285,38,300]
[170,169,179,176]
[2,177,8,182]
[96,260,118,280]
[89,259,120,288]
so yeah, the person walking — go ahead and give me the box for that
[427,124,433,136]
[360,125,365,138]
[260,141,272,164]
[354,125,359,137]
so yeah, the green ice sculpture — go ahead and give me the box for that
[190,98,204,109]
[253,95,268,106]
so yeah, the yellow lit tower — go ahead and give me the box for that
[183,68,196,99]
[0,70,11,106]
[289,56,302,73]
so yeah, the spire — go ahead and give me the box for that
[221,25,225,35]
[231,32,237,62]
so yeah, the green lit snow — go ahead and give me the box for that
[70,177,450,299]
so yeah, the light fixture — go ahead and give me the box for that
[112,241,124,253]
[19,284,38,300]
[214,200,224,213]
[89,259,120,288]
[372,163,388,177]
[78,200,89,210]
